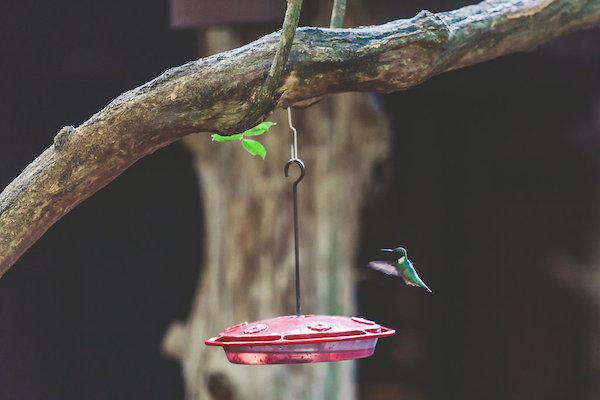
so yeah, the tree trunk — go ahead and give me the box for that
[162,21,392,398]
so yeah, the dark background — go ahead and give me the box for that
[0,1,201,399]
[1,1,600,399]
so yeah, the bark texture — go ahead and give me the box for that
[1,0,600,275]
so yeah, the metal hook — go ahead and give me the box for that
[284,158,305,185]
[288,107,298,159]
[284,158,305,316]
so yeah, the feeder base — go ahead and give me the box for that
[221,337,379,365]
[226,348,376,365]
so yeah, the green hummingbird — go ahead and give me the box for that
[367,247,432,293]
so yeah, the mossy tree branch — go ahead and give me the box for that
[249,0,303,121]
[1,0,599,276]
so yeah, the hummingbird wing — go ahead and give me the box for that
[367,261,400,276]
[367,260,432,293]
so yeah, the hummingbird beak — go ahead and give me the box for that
[380,248,394,252]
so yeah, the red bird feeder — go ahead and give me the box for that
[205,109,394,364]
[205,315,395,364]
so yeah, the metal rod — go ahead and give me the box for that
[285,158,305,317]
[288,107,298,159]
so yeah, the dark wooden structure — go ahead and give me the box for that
[170,0,285,28]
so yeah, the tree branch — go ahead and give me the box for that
[250,0,303,121]
[1,0,599,276]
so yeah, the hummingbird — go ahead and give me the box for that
[367,247,432,293]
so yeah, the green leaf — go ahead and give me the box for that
[242,122,275,137]
[211,133,243,142]
[241,139,266,159]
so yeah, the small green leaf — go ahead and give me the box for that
[241,139,266,159]
[211,133,243,142]
[242,122,275,137]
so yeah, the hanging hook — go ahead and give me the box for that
[285,107,305,317]
[284,158,305,185]
[288,107,298,159]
